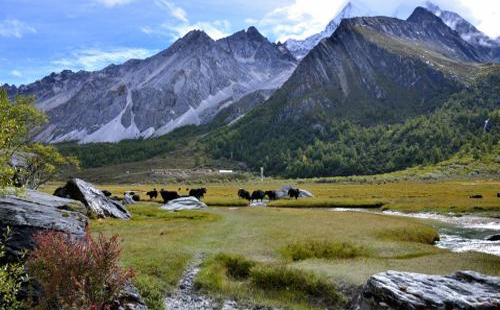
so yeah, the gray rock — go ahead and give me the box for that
[161,196,207,211]
[112,281,148,310]
[275,185,314,199]
[122,194,136,205]
[55,178,131,219]
[357,270,500,310]
[0,189,88,262]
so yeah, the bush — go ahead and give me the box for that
[281,240,366,261]
[377,226,440,244]
[27,230,133,310]
[215,254,256,280]
[0,227,26,310]
[250,265,346,308]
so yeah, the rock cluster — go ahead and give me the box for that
[357,270,500,310]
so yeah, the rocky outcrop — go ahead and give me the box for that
[0,190,88,261]
[161,196,207,211]
[54,178,131,219]
[357,270,500,310]
[112,282,148,310]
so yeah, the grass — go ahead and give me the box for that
[196,254,347,310]
[377,227,440,245]
[36,180,500,309]
[281,240,367,261]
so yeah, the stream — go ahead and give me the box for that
[330,208,500,257]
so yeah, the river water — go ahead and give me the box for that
[329,208,500,257]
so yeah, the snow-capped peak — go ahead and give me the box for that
[284,1,372,60]
[424,1,499,48]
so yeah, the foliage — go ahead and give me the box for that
[281,240,366,261]
[0,227,27,310]
[213,253,256,280]
[250,265,346,308]
[0,88,79,189]
[27,230,133,310]
[377,227,440,244]
[208,71,500,177]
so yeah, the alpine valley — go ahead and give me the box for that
[4,2,500,178]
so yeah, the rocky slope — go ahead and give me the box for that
[4,27,296,144]
[285,1,370,60]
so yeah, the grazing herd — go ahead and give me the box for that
[100,186,304,206]
[237,187,301,202]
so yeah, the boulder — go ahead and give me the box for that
[55,178,130,219]
[357,270,500,310]
[111,281,148,310]
[161,196,207,211]
[275,185,314,199]
[0,190,88,262]
[123,194,136,205]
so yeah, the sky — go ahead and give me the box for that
[1,0,499,85]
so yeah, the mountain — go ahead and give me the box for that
[285,1,371,60]
[424,2,499,48]
[4,27,296,144]
[207,7,500,177]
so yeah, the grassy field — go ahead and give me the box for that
[38,180,500,309]
[42,179,500,214]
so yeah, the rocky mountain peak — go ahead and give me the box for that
[407,6,443,24]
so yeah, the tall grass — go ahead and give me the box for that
[377,226,440,244]
[281,240,367,261]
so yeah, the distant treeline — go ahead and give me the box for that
[208,71,500,178]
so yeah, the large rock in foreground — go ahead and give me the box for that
[358,270,500,310]
[0,190,88,261]
[55,178,130,219]
[161,196,207,211]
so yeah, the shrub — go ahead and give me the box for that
[215,254,256,280]
[250,265,346,308]
[0,227,27,310]
[281,240,366,261]
[27,230,133,310]
[377,226,440,244]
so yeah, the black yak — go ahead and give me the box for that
[264,190,277,201]
[288,188,300,199]
[189,188,207,200]
[251,190,265,201]
[160,190,180,203]
[238,189,251,201]
[102,190,112,197]
[146,189,158,200]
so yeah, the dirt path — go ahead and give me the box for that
[165,254,273,310]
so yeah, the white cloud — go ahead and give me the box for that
[0,19,37,38]
[141,1,231,40]
[94,0,134,7]
[456,0,500,38]
[52,47,159,71]
[154,0,188,22]
[250,0,348,42]
[11,70,22,77]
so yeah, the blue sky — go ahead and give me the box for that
[1,0,499,85]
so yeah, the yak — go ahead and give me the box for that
[160,190,180,203]
[288,188,300,199]
[251,190,265,201]
[146,189,158,200]
[189,188,207,200]
[237,188,251,201]
[102,190,112,197]
[264,190,277,201]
